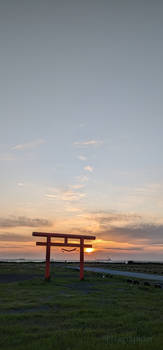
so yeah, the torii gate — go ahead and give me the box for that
[32,232,96,281]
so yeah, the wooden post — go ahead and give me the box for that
[80,238,84,280]
[45,236,51,281]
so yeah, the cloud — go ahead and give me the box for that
[45,189,86,202]
[45,183,87,203]
[17,182,25,187]
[79,123,87,128]
[0,216,51,228]
[70,210,163,246]
[58,190,86,201]
[91,211,141,224]
[133,184,162,195]
[0,245,32,249]
[0,153,16,161]
[74,140,103,147]
[70,184,85,189]
[93,212,163,244]
[11,138,45,151]
[65,207,82,213]
[84,165,93,173]
[104,247,143,251]
[77,155,87,161]
[76,175,89,182]
[45,194,58,199]
[0,233,32,242]
[108,183,163,213]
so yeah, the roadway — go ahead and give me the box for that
[68,266,163,282]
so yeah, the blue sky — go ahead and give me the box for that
[0,0,163,260]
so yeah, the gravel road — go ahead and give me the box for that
[68,266,163,282]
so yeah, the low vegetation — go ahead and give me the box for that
[0,262,163,350]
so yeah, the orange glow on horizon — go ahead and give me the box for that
[85,248,94,253]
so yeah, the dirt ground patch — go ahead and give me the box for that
[0,274,40,283]
[66,281,100,294]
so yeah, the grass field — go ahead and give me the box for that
[0,262,163,350]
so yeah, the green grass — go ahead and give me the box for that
[0,263,163,350]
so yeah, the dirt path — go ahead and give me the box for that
[67,266,163,282]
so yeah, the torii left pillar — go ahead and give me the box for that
[45,236,51,281]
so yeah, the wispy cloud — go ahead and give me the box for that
[70,184,85,189]
[79,123,87,128]
[17,182,25,187]
[0,216,51,228]
[0,233,32,242]
[130,184,162,196]
[84,165,93,173]
[104,246,143,251]
[77,155,87,161]
[46,189,86,202]
[65,206,82,213]
[11,138,45,151]
[0,153,16,161]
[74,139,103,147]
[45,184,87,202]
[62,191,86,201]
[76,175,89,183]
[45,194,58,199]
[89,211,141,224]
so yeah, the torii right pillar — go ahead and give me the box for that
[80,238,84,280]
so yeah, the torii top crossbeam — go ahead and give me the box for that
[32,232,96,280]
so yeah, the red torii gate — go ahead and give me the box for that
[32,232,96,281]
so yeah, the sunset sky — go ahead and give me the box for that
[1,0,163,261]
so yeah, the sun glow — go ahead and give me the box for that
[85,248,94,253]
